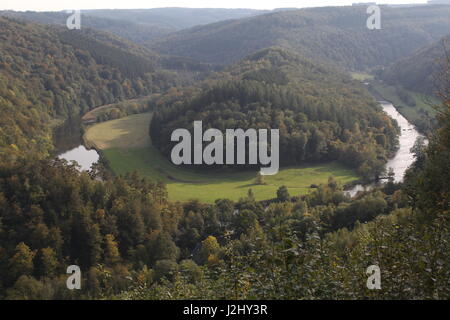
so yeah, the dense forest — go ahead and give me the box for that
[0,6,448,301]
[0,8,267,46]
[0,98,448,298]
[150,48,399,180]
[151,5,450,70]
[381,35,449,96]
[0,17,200,165]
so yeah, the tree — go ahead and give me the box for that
[147,231,180,264]
[404,48,450,217]
[154,260,179,281]
[387,167,395,183]
[8,243,35,280]
[199,236,221,265]
[247,189,255,201]
[384,167,396,195]
[36,247,58,278]
[6,275,46,300]
[180,259,203,283]
[254,172,266,185]
[104,234,121,266]
[277,186,290,202]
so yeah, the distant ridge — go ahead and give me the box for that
[151,5,450,69]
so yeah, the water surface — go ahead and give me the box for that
[346,101,425,197]
[58,145,99,171]
[54,117,99,171]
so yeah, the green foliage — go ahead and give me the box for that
[8,243,35,280]
[276,186,290,202]
[151,6,450,69]
[0,17,180,165]
[403,54,450,218]
[0,8,448,301]
[382,35,449,96]
[151,48,399,179]
[370,81,438,135]
[376,36,449,134]
[2,8,265,46]
[0,152,447,299]
[199,236,221,265]
[6,276,47,300]
[117,205,449,300]
[88,112,359,202]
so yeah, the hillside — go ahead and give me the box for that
[151,5,450,69]
[0,8,267,45]
[150,48,399,180]
[366,35,449,134]
[0,17,184,164]
[83,8,267,30]
[381,35,449,96]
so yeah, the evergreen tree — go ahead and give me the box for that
[277,186,290,202]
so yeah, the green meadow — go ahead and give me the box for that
[85,113,358,203]
[350,72,374,81]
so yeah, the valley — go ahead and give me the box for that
[0,4,448,301]
[68,94,424,202]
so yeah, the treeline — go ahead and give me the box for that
[0,159,175,299]
[119,207,448,300]
[0,157,447,299]
[0,157,411,299]
[150,48,399,180]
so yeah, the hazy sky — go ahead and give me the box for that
[1,0,428,12]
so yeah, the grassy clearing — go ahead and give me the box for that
[86,113,358,203]
[84,113,151,149]
[350,72,374,81]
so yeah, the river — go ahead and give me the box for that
[346,101,425,197]
[55,101,423,189]
[54,116,100,171]
[57,145,99,171]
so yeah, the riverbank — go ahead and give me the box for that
[345,100,425,197]
[56,94,421,201]
[369,81,438,136]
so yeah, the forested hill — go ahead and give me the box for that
[381,35,450,96]
[0,8,267,45]
[150,48,399,180]
[0,17,184,164]
[151,5,450,69]
[82,8,267,30]
[0,11,173,45]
